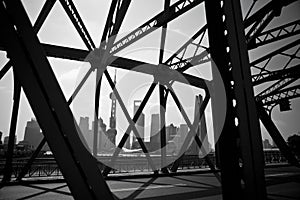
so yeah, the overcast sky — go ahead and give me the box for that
[0,0,299,148]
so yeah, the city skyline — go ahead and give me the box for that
[0,0,299,149]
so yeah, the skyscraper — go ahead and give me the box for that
[187,95,209,156]
[132,100,145,149]
[150,113,160,151]
[0,131,2,144]
[166,124,177,142]
[23,118,42,150]
[79,116,93,151]
[177,124,189,148]
[92,118,114,154]
[187,95,201,155]
[107,70,117,147]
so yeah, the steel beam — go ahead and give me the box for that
[34,0,57,33]
[92,0,131,156]
[244,0,297,30]
[0,0,113,199]
[249,19,300,49]
[104,70,158,173]
[205,0,242,198]
[252,64,300,85]
[159,0,170,174]
[206,0,266,199]
[256,77,298,101]
[16,138,47,181]
[250,39,300,68]
[260,84,300,106]
[0,61,11,80]
[171,91,213,172]
[59,0,95,50]
[0,0,56,81]
[110,0,204,55]
[257,104,299,166]
[102,83,158,176]
[1,72,21,184]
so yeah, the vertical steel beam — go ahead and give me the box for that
[0,1,113,199]
[159,87,168,173]
[205,0,241,198]
[206,0,266,199]
[1,72,21,184]
[225,1,266,199]
[159,0,170,174]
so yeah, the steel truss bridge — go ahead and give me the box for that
[0,0,299,199]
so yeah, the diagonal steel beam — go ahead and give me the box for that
[257,104,299,167]
[170,91,210,172]
[34,0,57,33]
[256,77,298,101]
[59,0,95,50]
[250,39,300,70]
[0,0,56,81]
[252,64,300,85]
[244,0,297,30]
[103,70,157,172]
[0,1,113,198]
[102,82,157,176]
[16,138,47,181]
[110,0,204,55]
[0,60,11,80]
[249,19,300,49]
[260,84,300,106]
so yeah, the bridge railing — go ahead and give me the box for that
[0,149,291,180]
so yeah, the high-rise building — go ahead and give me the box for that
[79,117,93,151]
[124,133,131,149]
[79,117,89,133]
[187,95,201,155]
[132,100,145,149]
[178,124,189,147]
[166,124,177,142]
[0,131,3,144]
[263,139,272,149]
[23,118,42,149]
[150,113,160,151]
[92,118,114,154]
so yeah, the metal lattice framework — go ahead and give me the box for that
[0,0,299,199]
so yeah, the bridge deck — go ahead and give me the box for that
[1,166,299,200]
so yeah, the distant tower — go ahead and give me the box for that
[187,95,201,155]
[132,100,145,149]
[79,117,93,151]
[23,118,42,149]
[150,114,160,151]
[107,70,117,146]
[109,70,117,130]
[0,131,3,144]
